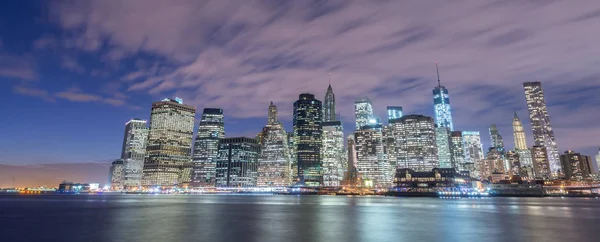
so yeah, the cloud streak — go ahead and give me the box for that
[41,0,600,155]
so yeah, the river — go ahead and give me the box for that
[1,194,599,242]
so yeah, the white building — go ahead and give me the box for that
[321,121,344,186]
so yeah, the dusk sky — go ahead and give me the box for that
[1,1,600,186]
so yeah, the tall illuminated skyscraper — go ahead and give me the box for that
[512,112,528,150]
[436,127,453,168]
[354,97,374,129]
[450,131,466,171]
[257,102,292,187]
[531,145,551,180]
[386,106,403,123]
[293,93,323,186]
[216,137,259,187]
[463,131,484,177]
[432,62,453,131]
[344,134,359,185]
[321,121,344,186]
[391,115,438,171]
[323,76,336,122]
[355,125,391,187]
[192,108,225,187]
[120,118,148,189]
[143,98,195,187]
[523,82,560,175]
[287,132,297,182]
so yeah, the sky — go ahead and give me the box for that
[1,0,600,186]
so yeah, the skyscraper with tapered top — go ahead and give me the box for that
[257,102,292,187]
[523,82,560,176]
[323,73,336,122]
[512,112,528,150]
[293,93,323,186]
[433,62,453,131]
[192,108,225,187]
[143,97,195,187]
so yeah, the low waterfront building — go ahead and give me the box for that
[109,159,124,190]
[393,168,471,192]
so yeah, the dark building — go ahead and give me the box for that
[560,150,593,180]
[216,137,259,187]
[293,93,323,187]
[192,108,225,187]
[393,168,471,192]
[58,182,90,193]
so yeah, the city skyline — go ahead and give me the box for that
[1,1,600,187]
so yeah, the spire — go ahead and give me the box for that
[436,61,441,88]
[513,111,518,119]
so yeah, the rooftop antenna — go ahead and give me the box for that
[329,72,331,86]
[436,61,441,88]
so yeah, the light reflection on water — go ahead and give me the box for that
[1,195,599,242]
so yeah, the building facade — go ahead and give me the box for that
[192,108,225,187]
[143,98,195,187]
[257,103,292,187]
[436,127,453,168]
[386,106,403,123]
[293,93,323,186]
[531,145,551,180]
[523,82,560,176]
[560,150,593,181]
[109,159,125,190]
[450,131,466,172]
[216,137,259,187]
[462,131,484,178]
[354,97,374,130]
[321,121,344,186]
[354,125,392,187]
[506,150,521,177]
[391,115,438,171]
[120,118,148,189]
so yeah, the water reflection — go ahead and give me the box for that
[1,195,600,242]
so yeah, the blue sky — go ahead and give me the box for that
[1,0,600,168]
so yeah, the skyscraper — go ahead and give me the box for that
[293,93,323,186]
[268,101,278,125]
[344,134,359,186]
[120,118,148,189]
[560,150,593,181]
[450,131,466,172]
[596,148,600,174]
[109,159,125,190]
[323,76,336,122]
[523,82,560,175]
[216,137,259,187]
[391,115,438,171]
[321,121,344,186]
[433,62,453,131]
[192,108,225,187]
[354,97,374,129]
[436,127,453,168]
[489,124,505,152]
[463,131,484,177]
[386,106,403,123]
[531,145,551,180]
[506,150,521,176]
[512,112,528,150]
[287,132,297,183]
[257,102,292,187]
[355,125,391,187]
[143,98,195,187]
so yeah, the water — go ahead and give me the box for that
[1,195,599,242]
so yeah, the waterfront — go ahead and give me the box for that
[1,195,599,242]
